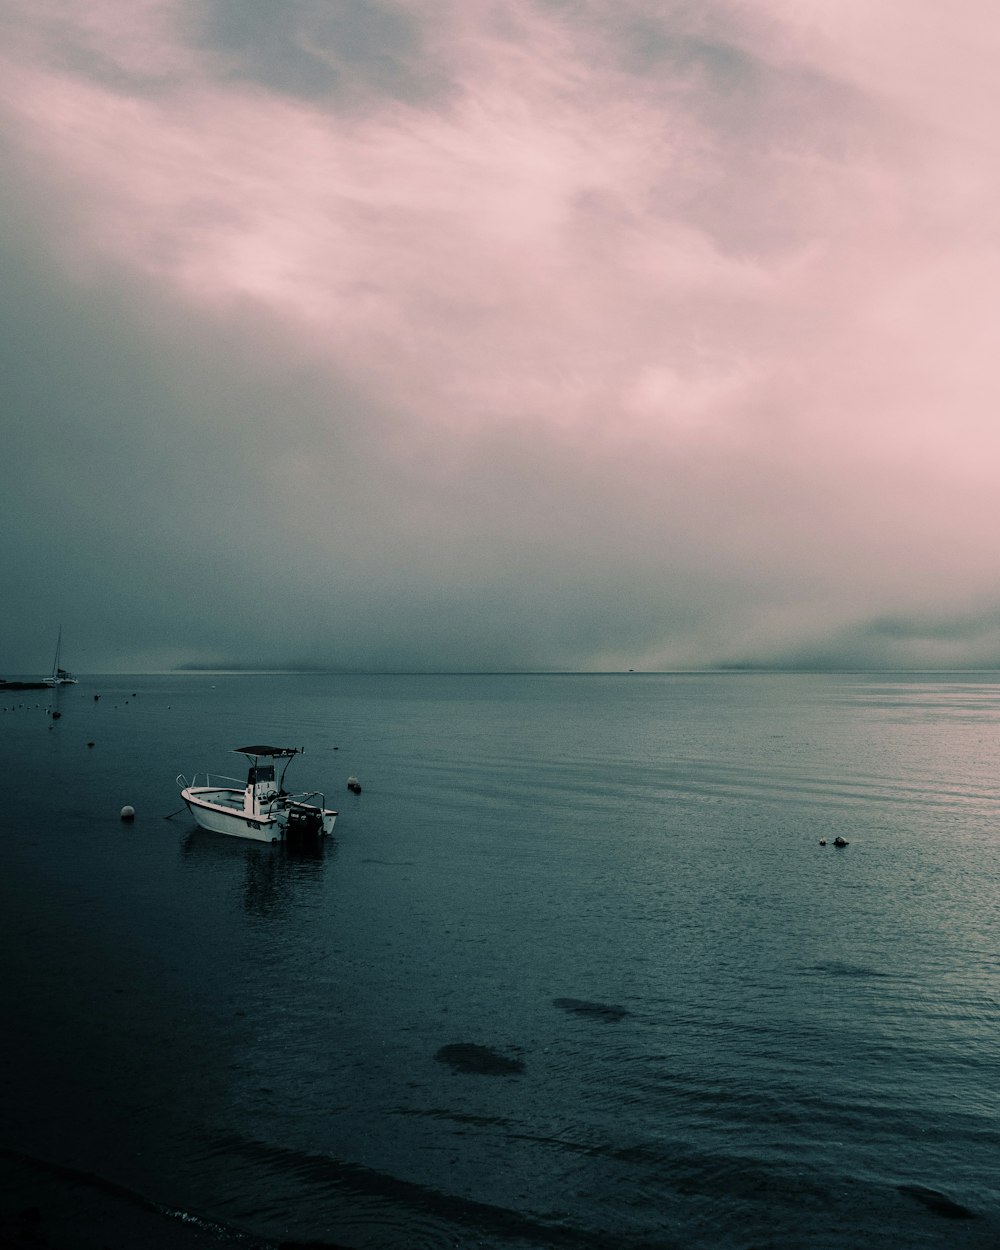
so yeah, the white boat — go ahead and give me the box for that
[44,625,78,686]
[177,746,338,842]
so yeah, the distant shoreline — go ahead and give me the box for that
[9,667,1000,680]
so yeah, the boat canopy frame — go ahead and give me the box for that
[234,746,303,758]
[234,745,305,793]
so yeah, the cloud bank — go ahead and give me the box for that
[2,0,999,672]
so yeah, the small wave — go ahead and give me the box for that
[553,997,631,1022]
[195,1133,621,1247]
[0,1146,263,1246]
[434,1043,525,1075]
[390,1106,513,1128]
[898,1183,977,1219]
[802,960,892,979]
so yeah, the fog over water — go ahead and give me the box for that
[2,2,1000,674]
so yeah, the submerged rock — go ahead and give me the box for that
[434,1043,525,1075]
[553,997,630,1022]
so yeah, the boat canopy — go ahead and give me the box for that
[234,745,302,758]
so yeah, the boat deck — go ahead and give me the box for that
[190,787,255,813]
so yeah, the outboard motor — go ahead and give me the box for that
[286,804,323,836]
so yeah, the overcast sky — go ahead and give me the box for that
[2,0,1000,673]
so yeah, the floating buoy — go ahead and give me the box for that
[51,710,61,720]
[120,806,135,821]
[819,838,827,846]
[94,694,100,701]
[347,777,362,794]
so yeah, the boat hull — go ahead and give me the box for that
[181,787,336,842]
[182,788,280,841]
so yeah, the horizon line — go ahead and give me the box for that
[10,666,1000,678]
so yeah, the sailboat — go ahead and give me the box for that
[45,626,78,686]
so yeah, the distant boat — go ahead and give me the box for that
[44,626,78,686]
[177,745,338,843]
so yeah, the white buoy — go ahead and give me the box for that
[120,806,135,821]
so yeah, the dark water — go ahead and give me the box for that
[1,672,999,1248]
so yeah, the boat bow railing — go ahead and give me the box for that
[177,772,245,791]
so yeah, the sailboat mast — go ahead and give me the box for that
[52,625,62,680]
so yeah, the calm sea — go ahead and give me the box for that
[1,672,998,1249]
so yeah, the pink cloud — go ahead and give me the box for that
[0,4,772,423]
[4,0,1000,667]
